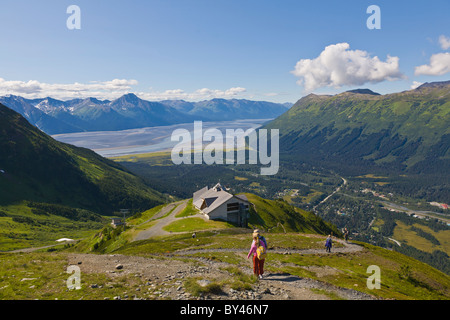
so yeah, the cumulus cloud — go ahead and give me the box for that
[0,77,247,101]
[410,81,423,89]
[414,52,450,76]
[138,87,247,101]
[291,43,404,92]
[439,35,450,50]
[0,78,139,100]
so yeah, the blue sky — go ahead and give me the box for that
[0,0,449,103]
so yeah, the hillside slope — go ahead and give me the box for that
[0,103,165,214]
[1,191,449,300]
[2,234,450,300]
[245,193,340,236]
[76,192,341,255]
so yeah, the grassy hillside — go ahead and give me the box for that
[1,231,449,300]
[0,202,106,251]
[74,192,341,254]
[0,103,166,214]
[0,103,168,251]
[1,192,449,300]
[115,234,450,300]
[245,193,340,236]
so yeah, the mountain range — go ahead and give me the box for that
[0,94,291,135]
[264,81,450,175]
[160,98,292,120]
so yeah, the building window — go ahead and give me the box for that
[227,202,240,212]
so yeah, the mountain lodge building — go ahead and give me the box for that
[193,183,250,227]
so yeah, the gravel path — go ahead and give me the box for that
[67,237,376,300]
[173,238,363,256]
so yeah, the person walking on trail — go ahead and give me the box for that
[343,228,349,242]
[247,233,266,279]
[253,230,267,275]
[325,235,333,253]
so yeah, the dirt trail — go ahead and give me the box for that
[67,238,375,300]
[173,238,363,256]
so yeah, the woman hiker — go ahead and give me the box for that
[247,233,266,279]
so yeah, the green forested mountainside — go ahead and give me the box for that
[0,103,165,214]
[264,82,450,175]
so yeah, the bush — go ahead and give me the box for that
[399,264,412,280]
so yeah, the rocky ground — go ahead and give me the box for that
[67,240,378,301]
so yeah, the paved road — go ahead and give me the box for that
[313,177,347,212]
[133,200,208,241]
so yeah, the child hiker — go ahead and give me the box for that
[247,232,266,279]
[253,229,267,275]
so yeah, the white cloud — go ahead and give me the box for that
[410,81,423,89]
[291,43,404,92]
[439,35,450,50]
[414,52,450,76]
[137,87,247,101]
[0,77,247,101]
[0,78,138,100]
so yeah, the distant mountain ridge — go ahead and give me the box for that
[161,98,291,120]
[264,81,450,175]
[416,80,450,89]
[0,95,81,134]
[0,94,290,134]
